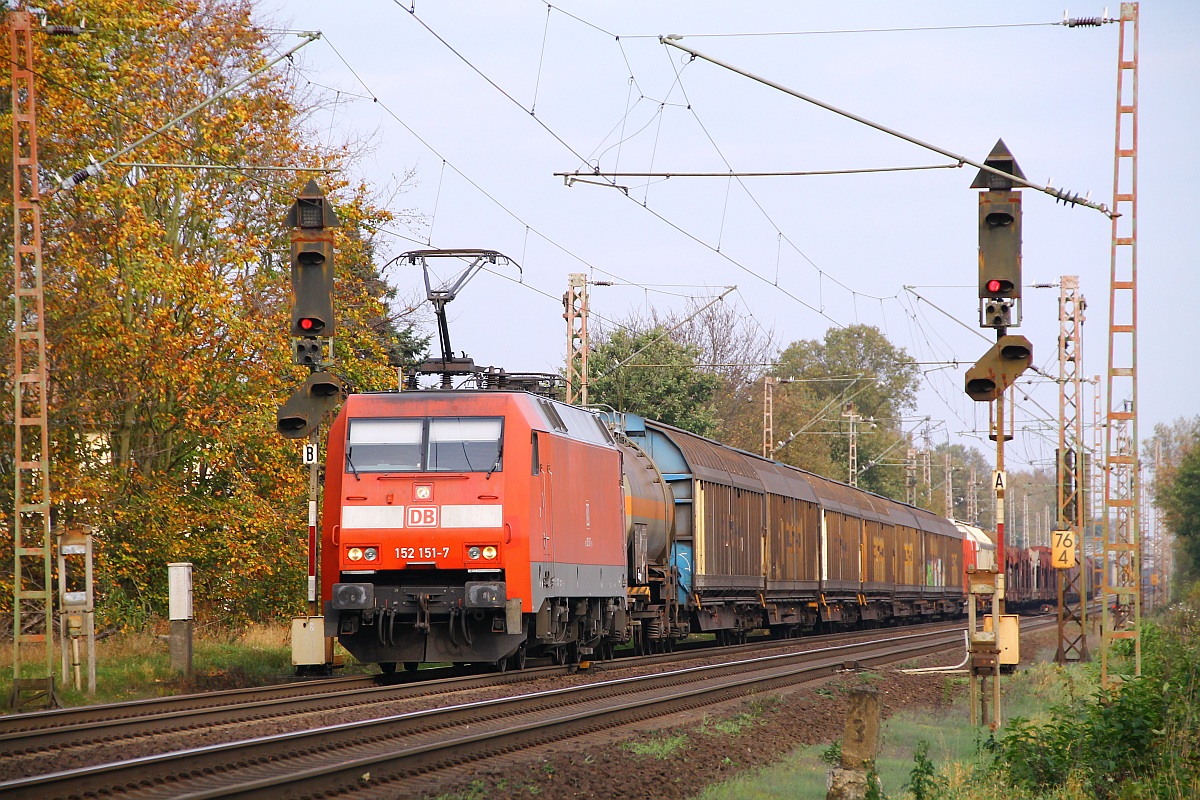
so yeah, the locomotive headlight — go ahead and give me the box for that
[467,546,482,560]
[364,547,379,561]
[347,547,363,562]
[482,546,498,560]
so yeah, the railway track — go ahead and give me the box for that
[0,624,984,800]
[1,618,976,759]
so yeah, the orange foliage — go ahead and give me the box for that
[0,0,410,627]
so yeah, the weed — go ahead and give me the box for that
[703,711,759,736]
[941,675,966,705]
[858,670,884,685]
[902,740,946,800]
[429,779,490,800]
[624,734,689,759]
[820,739,843,765]
[816,686,836,699]
[864,768,885,800]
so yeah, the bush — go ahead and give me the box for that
[990,590,1200,799]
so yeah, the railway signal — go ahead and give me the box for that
[277,370,344,439]
[972,139,1025,329]
[964,335,1033,402]
[286,179,339,346]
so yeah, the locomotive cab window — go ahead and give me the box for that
[345,417,503,473]
[347,419,423,472]
[428,417,503,472]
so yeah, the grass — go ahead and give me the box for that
[0,620,378,710]
[695,660,1098,800]
[695,633,1164,800]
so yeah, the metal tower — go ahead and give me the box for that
[905,448,917,505]
[1150,440,1166,608]
[563,273,589,405]
[762,377,776,458]
[8,9,58,711]
[1101,2,1141,684]
[967,466,978,525]
[843,403,861,488]
[943,452,954,519]
[1055,276,1088,663]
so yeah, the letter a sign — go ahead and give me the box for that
[993,470,1006,491]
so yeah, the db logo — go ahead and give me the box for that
[407,506,439,527]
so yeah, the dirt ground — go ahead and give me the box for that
[400,629,1054,800]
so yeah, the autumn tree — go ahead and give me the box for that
[664,297,775,438]
[0,0,425,627]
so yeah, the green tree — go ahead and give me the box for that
[588,324,721,437]
[775,325,920,499]
[1159,439,1200,579]
[1148,417,1200,581]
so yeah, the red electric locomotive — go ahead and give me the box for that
[321,389,669,670]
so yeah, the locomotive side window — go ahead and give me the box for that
[347,419,423,471]
[427,418,503,472]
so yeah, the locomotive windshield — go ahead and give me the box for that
[346,417,503,473]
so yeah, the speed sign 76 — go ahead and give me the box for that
[1051,528,1077,569]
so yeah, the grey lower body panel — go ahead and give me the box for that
[529,561,627,610]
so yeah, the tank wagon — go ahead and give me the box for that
[321,389,966,671]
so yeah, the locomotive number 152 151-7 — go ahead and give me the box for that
[396,546,451,560]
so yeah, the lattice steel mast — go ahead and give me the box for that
[1055,276,1088,663]
[563,273,589,405]
[1101,2,1141,684]
[8,9,58,711]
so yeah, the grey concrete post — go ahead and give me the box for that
[168,562,194,676]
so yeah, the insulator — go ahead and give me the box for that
[1052,187,1081,207]
[45,25,85,35]
[1066,16,1104,27]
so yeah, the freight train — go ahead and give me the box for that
[319,388,1025,672]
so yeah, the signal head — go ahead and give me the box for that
[984,278,1015,297]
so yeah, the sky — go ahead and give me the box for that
[262,1,1199,473]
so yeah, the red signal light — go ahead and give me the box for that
[299,317,317,332]
[987,279,1003,294]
